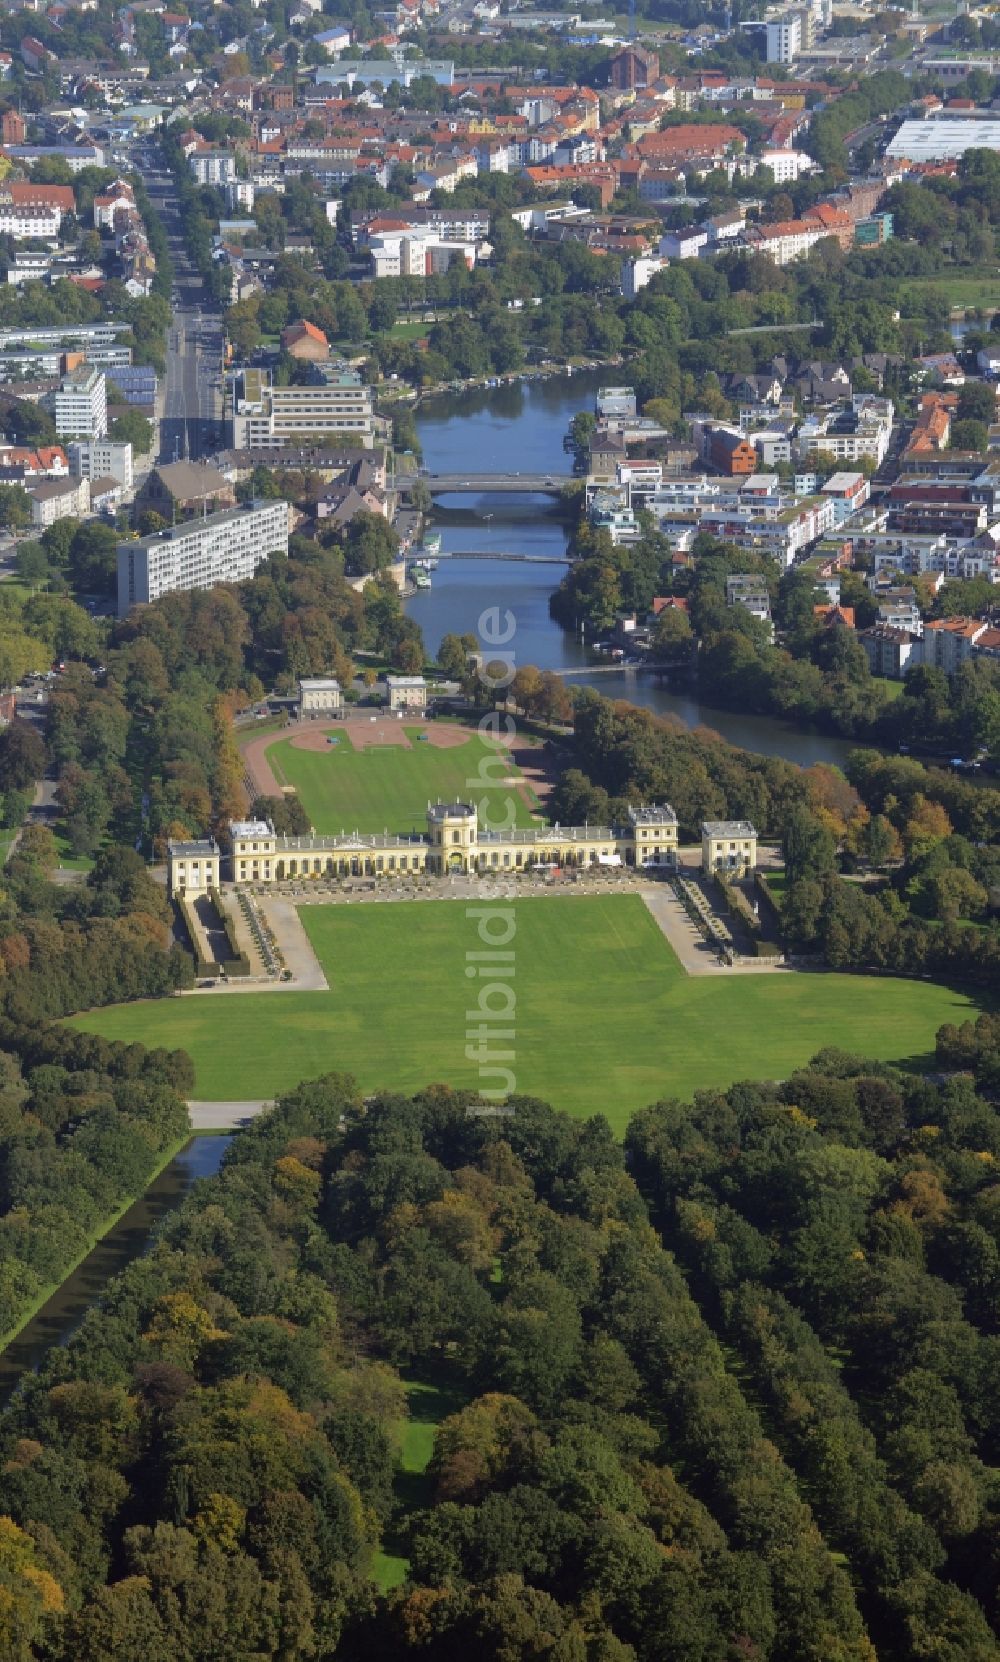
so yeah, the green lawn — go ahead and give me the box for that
[901,268,1000,311]
[69,897,981,1135]
[267,726,541,836]
[372,1375,466,1592]
[872,676,905,701]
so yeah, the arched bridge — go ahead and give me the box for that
[395,471,572,495]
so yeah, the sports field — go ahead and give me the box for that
[267,727,541,835]
[70,897,981,1135]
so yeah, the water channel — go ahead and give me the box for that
[0,1134,231,1405]
[406,370,857,770]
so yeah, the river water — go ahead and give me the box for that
[0,1134,231,1405]
[407,371,856,769]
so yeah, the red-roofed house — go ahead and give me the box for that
[281,319,330,361]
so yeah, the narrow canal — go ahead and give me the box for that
[0,1134,231,1405]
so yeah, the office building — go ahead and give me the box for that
[117,499,289,616]
[54,364,107,439]
[230,365,375,450]
[69,440,133,489]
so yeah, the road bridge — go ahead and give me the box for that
[396,472,572,495]
[433,550,571,564]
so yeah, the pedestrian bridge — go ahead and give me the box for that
[396,471,572,495]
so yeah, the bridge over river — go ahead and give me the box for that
[396,471,572,495]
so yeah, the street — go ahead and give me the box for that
[140,153,224,463]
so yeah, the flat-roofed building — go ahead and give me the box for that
[167,837,220,896]
[54,364,107,439]
[117,499,288,616]
[230,364,375,449]
[702,819,758,875]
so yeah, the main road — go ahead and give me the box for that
[138,146,224,464]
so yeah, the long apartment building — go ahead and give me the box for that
[116,499,289,616]
[230,365,376,449]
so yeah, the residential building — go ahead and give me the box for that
[701,820,758,875]
[386,674,428,710]
[29,474,90,528]
[921,615,989,674]
[709,427,758,476]
[117,499,289,616]
[821,470,869,522]
[68,440,133,489]
[281,320,329,360]
[54,364,107,439]
[230,365,377,449]
[297,677,342,716]
[622,254,668,299]
[189,149,237,186]
[859,624,918,679]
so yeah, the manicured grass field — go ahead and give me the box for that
[70,897,981,1135]
[267,726,541,836]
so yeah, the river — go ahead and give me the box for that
[0,1134,231,1405]
[407,371,857,769]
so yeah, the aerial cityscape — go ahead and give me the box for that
[1,0,1000,1655]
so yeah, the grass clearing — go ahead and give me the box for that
[69,896,981,1136]
[372,1375,466,1592]
[268,725,541,835]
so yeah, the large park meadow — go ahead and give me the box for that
[73,724,983,1134]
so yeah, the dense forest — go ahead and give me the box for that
[0,1019,191,1338]
[3,1057,1000,1658]
[557,688,1000,983]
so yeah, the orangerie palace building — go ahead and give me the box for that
[167,801,681,897]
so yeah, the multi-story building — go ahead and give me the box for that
[54,365,107,439]
[181,800,680,896]
[701,820,758,875]
[116,499,289,616]
[188,149,237,186]
[859,624,918,680]
[230,365,376,449]
[0,204,60,239]
[821,470,870,523]
[166,839,221,897]
[68,440,133,489]
[29,474,90,528]
[609,46,660,89]
[920,616,989,675]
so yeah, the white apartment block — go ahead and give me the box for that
[766,14,801,61]
[230,367,375,449]
[189,150,237,186]
[117,499,289,616]
[54,365,107,439]
[29,474,90,529]
[0,205,59,239]
[68,440,133,489]
[370,229,479,279]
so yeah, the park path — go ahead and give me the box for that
[640,887,791,977]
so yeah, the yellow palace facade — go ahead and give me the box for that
[181,801,680,894]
